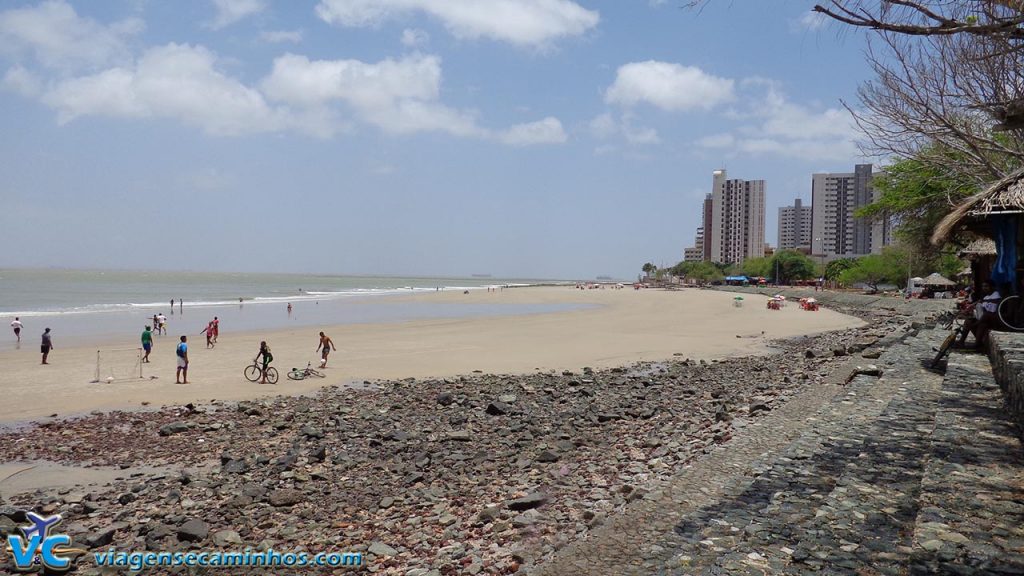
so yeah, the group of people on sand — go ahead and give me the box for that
[200,317,220,348]
[10,318,54,365]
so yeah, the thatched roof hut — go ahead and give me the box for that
[932,167,1024,244]
[956,238,996,258]
[921,272,956,287]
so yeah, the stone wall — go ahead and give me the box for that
[986,332,1024,434]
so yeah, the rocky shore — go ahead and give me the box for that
[0,303,922,575]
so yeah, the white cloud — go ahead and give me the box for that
[696,82,858,161]
[697,132,734,148]
[261,29,303,44]
[587,111,659,145]
[605,61,734,111]
[401,28,429,47]
[0,0,141,71]
[43,43,293,136]
[315,0,599,47]
[208,0,267,30]
[588,112,617,139]
[2,65,43,97]
[500,117,566,146]
[796,11,827,31]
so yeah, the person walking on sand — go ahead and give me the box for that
[170,299,174,313]
[287,303,292,315]
[175,335,189,384]
[179,299,183,314]
[40,328,53,364]
[157,313,167,335]
[200,321,215,349]
[153,314,159,335]
[141,325,153,363]
[212,317,219,343]
[255,341,273,384]
[11,317,22,342]
[317,331,336,368]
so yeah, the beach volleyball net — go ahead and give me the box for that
[92,348,143,383]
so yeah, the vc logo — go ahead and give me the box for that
[6,512,86,572]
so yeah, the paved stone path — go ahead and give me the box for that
[533,330,1024,575]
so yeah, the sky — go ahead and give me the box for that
[0,0,875,280]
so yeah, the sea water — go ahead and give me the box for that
[0,269,586,345]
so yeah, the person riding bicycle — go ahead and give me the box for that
[959,280,1003,350]
[255,341,273,384]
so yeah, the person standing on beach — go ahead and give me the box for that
[141,325,153,363]
[255,341,273,384]
[11,317,22,342]
[40,328,53,364]
[157,313,167,335]
[179,299,183,313]
[287,303,292,315]
[176,336,189,384]
[317,331,336,368]
[200,321,215,349]
[153,314,159,335]
[170,299,174,314]
[212,317,219,343]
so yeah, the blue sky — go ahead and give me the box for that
[0,0,873,279]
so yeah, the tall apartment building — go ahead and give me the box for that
[709,169,766,264]
[810,164,888,259]
[778,198,812,251]
[702,193,713,261]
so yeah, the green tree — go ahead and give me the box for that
[769,250,816,285]
[668,261,723,283]
[739,257,771,278]
[824,258,858,282]
[641,262,657,276]
[838,255,894,292]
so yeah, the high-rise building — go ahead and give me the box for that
[810,164,888,259]
[778,198,812,251]
[709,169,765,264]
[702,193,713,261]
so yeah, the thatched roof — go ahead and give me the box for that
[921,272,956,286]
[932,167,1024,245]
[957,238,996,257]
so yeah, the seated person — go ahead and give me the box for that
[959,280,1003,350]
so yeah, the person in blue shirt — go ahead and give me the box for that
[176,335,189,384]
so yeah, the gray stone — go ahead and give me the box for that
[268,489,304,507]
[368,542,398,557]
[158,422,190,436]
[508,492,547,511]
[177,519,209,542]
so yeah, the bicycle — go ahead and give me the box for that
[244,359,278,384]
[931,306,972,368]
[997,294,1024,331]
[287,362,325,381]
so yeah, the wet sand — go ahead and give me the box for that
[0,287,862,423]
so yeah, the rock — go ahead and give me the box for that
[861,348,883,359]
[177,519,209,542]
[222,459,250,474]
[486,402,511,416]
[300,425,324,439]
[383,430,411,441]
[804,349,816,358]
[308,445,326,462]
[268,489,305,507]
[853,364,883,377]
[748,403,771,415]
[833,347,848,357]
[536,450,559,463]
[436,392,454,406]
[379,497,394,509]
[368,542,397,557]
[508,492,547,511]
[478,506,502,524]
[447,430,472,442]
[212,529,242,547]
[498,394,518,403]
[158,422,190,436]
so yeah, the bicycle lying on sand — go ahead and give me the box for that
[287,362,325,381]
[244,360,279,385]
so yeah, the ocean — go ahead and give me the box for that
[0,269,584,345]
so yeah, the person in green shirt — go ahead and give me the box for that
[141,326,153,363]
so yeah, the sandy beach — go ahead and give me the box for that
[0,286,861,423]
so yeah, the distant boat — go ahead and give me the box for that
[471,274,492,278]
[596,275,614,281]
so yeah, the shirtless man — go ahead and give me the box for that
[317,332,336,368]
